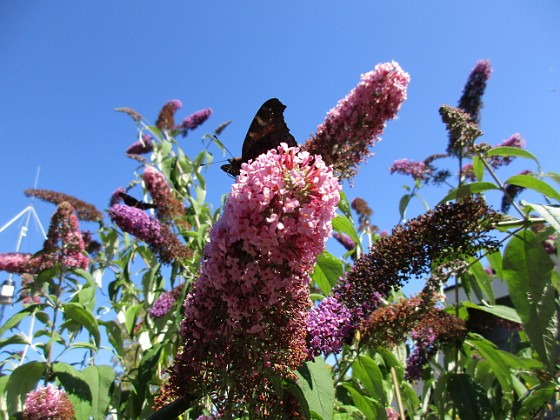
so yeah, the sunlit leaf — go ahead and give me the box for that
[53,362,93,419]
[503,230,557,372]
[312,251,343,294]
[296,357,335,420]
[523,202,560,233]
[6,361,46,416]
[332,215,360,249]
[505,175,560,201]
[63,303,101,347]
[82,365,115,420]
[440,182,499,202]
[486,146,539,164]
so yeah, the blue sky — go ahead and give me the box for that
[1,2,559,294]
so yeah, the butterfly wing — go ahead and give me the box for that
[241,98,296,162]
[120,192,157,210]
[221,98,296,177]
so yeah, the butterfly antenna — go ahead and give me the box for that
[211,134,236,160]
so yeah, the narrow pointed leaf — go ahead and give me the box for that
[332,216,360,250]
[447,373,492,420]
[503,230,557,372]
[440,182,499,202]
[505,175,560,201]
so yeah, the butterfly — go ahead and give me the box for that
[220,98,297,176]
[119,192,157,210]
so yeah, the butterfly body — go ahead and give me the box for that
[120,192,157,210]
[221,98,297,176]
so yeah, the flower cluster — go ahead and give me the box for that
[362,294,436,348]
[115,106,143,122]
[108,204,190,264]
[176,108,213,137]
[351,197,373,233]
[28,202,89,272]
[143,166,185,221]
[405,311,467,381]
[19,273,44,305]
[24,189,102,222]
[149,284,185,319]
[440,105,483,158]
[390,154,450,185]
[543,235,557,255]
[23,385,75,420]
[156,99,183,131]
[159,145,340,417]
[303,61,409,181]
[501,170,531,213]
[457,59,492,125]
[460,163,476,182]
[0,252,32,274]
[149,291,176,319]
[126,133,154,155]
[447,60,492,155]
[333,197,499,324]
[333,232,356,251]
[489,133,526,169]
[306,296,352,357]
[389,158,429,181]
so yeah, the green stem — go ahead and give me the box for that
[480,156,527,219]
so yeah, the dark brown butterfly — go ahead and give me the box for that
[220,98,297,176]
[119,192,157,210]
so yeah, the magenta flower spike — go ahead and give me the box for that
[160,144,340,416]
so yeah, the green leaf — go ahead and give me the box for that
[447,373,492,420]
[62,303,101,347]
[505,175,560,201]
[100,320,124,358]
[514,384,557,418]
[523,202,560,233]
[440,182,500,202]
[0,304,40,338]
[472,156,484,181]
[0,335,27,350]
[486,146,539,164]
[295,357,335,420]
[503,230,557,372]
[462,302,522,324]
[332,216,360,250]
[467,337,513,393]
[543,171,560,185]
[125,304,143,337]
[467,259,495,304]
[0,375,9,413]
[486,250,503,280]
[159,139,172,157]
[352,355,385,404]
[6,361,46,415]
[137,341,165,398]
[82,365,115,420]
[399,194,412,220]
[52,362,93,419]
[312,251,343,294]
[341,384,385,419]
[337,191,352,220]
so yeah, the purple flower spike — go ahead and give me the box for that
[126,134,153,155]
[177,108,213,136]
